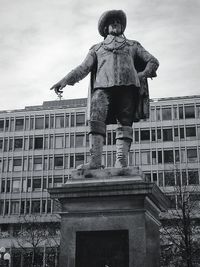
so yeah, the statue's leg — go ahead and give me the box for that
[115,126,133,168]
[114,86,137,168]
[77,89,108,170]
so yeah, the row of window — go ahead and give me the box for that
[130,147,200,166]
[0,154,86,172]
[144,169,199,187]
[150,104,200,121]
[0,103,200,133]
[0,125,199,153]
[0,198,57,216]
[0,131,117,152]
[166,193,200,209]
[0,170,199,215]
[0,146,200,173]
[134,125,200,143]
[0,112,86,132]
[0,175,67,193]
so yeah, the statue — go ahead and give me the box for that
[50,10,159,170]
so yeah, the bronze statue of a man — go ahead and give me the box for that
[51,10,159,169]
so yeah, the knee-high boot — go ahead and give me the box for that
[114,126,133,168]
[77,134,104,170]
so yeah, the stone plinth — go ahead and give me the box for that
[49,170,169,267]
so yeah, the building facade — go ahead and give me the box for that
[0,95,200,264]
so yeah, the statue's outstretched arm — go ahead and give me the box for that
[50,49,96,95]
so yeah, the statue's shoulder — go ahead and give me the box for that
[89,42,103,52]
[126,39,140,47]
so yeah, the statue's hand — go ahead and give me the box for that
[137,72,146,80]
[50,79,67,95]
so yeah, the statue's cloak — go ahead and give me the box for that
[87,55,157,124]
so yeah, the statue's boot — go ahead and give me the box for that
[114,138,132,168]
[114,126,133,168]
[77,134,104,170]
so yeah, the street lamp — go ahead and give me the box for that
[0,247,10,267]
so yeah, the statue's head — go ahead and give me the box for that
[98,10,127,37]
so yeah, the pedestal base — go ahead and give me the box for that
[49,172,168,267]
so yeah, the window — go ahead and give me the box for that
[180,127,185,139]
[179,106,183,119]
[185,105,195,119]
[153,173,157,183]
[50,115,54,128]
[134,130,139,142]
[55,136,64,149]
[150,108,155,121]
[196,105,200,118]
[151,129,155,141]
[71,114,75,127]
[141,151,150,165]
[163,129,173,141]
[14,138,23,150]
[173,106,178,119]
[140,130,150,141]
[181,148,186,163]
[186,126,196,138]
[0,139,3,150]
[4,138,8,152]
[107,132,112,145]
[0,120,4,131]
[75,134,85,147]
[33,157,42,171]
[11,201,19,214]
[54,177,63,187]
[55,115,64,128]
[5,120,9,131]
[13,158,22,171]
[70,155,74,168]
[175,149,180,163]
[12,180,21,192]
[156,108,160,121]
[54,156,63,168]
[32,200,41,213]
[164,150,174,163]
[157,129,161,140]
[158,150,162,163]
[76,113,85,126]
[188,170,199,185]
[45,115,49,128]
[75,154,84,168]
[33,178,42,191]
[15,118,24,130]
[187,148,197,163]
[162,107,172,120]
[34,137,43,149]
[25,117,29,130]
[158,172,164,187]
[70,134,74,148]
[164,172,175,186]
[9,138,13,150]
[66,114,69,127]
[152,151,156,164]
[174,127,178,138]
[35,117,44,129]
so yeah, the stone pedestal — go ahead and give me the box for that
[49,168,168,267]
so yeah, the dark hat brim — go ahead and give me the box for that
[98,10,127,37]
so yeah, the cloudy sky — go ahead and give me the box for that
[0,0,200,110]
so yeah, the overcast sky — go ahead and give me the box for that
[0,0,200,110]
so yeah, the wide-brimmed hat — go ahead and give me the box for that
[98,10,127,37]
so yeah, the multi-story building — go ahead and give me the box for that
[0,95,200,265]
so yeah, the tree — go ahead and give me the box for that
[12,214,60,267]
[160,179,200,267]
